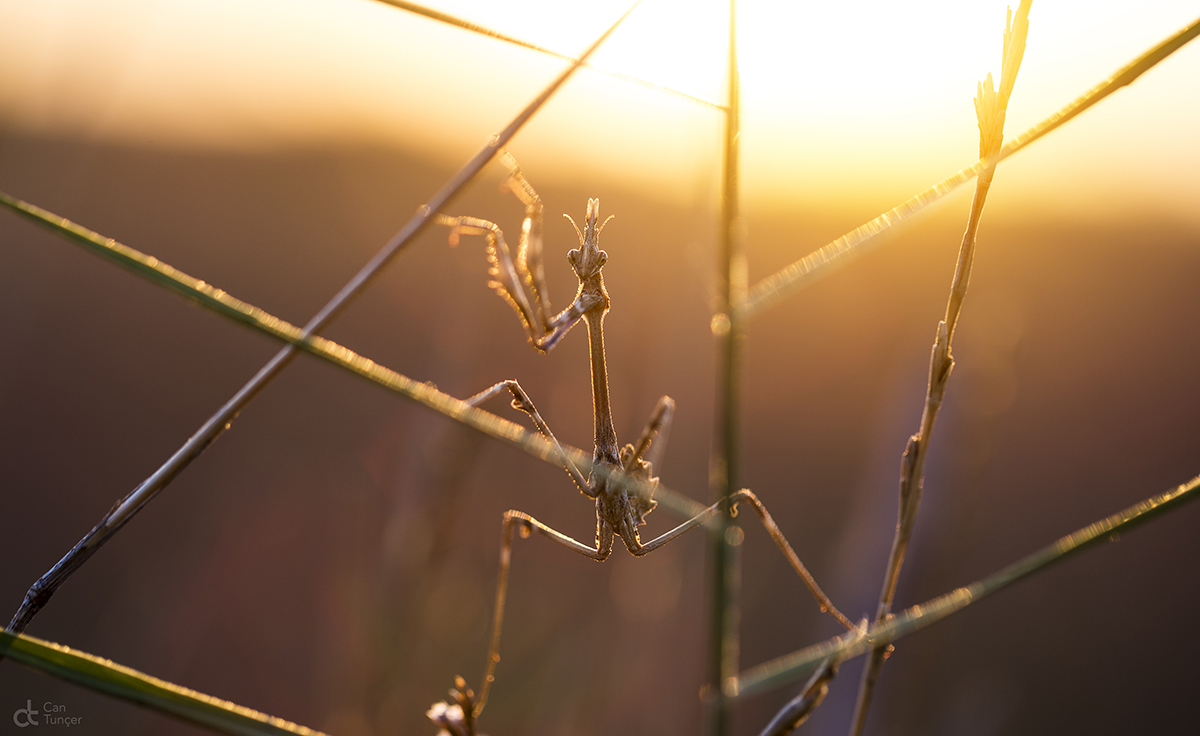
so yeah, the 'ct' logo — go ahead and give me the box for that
[13,700,39,727]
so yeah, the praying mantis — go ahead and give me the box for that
[426,153,856,734]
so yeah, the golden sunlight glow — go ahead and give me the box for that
[1,0,1198,222]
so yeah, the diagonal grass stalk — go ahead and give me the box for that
[730,472,1200,699]
[371,0,724,109]
[739,11,1200,320]
[0,192,707,521]
[2,4,1196,733]
[0,629,326,736]
[4,1,643,636]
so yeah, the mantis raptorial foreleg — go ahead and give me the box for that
[437,152,604,353]
[428,156,852,732]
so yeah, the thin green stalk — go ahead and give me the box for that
[731,472,1200,698]
[0,629,325,736]
[848,6,1030,733]
[3,2,642,636]
[0,193,705,518]
[707,1,742,734]
[739,12,1200,319]
[370,0,723,110]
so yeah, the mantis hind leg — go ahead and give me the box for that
[726,490,855,631]
[626,490,855,631]
[474,510,613,717]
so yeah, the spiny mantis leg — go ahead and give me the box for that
[474,489,854,716]
[615,395,675,519]
[626,489,855,636]
[496,152,616,342]
[475,510,616,715]
[496,151,549,324]
[437,153,600,353]
[726,491,856,631]
[437,215,597,352]
[466,379,592,498]
[622,395,675,475]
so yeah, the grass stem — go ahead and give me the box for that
[0,193,707,525]
[733,472,1200,698]
[0,628,327,736]
[847,5,1030,733]
[708,1,742,733]
[371,0,724,110]
[740,10,1200,319]
[2,3,641,636]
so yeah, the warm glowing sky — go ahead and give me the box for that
[1,0,1198,223]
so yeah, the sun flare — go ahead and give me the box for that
[0,0,1197,220]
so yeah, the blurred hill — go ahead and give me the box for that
[0,131,1198,735]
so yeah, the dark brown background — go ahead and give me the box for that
[0,128,1198,736]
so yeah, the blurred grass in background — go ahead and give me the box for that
[1,2,1198,734]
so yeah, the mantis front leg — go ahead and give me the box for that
[438,153,602,352]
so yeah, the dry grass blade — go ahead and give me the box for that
[3,3,1195,732]
[0,192,705,522]
[739,11,1200,320]
[732,472,1200,699]
[847,4,1029,733]
[756,657,839,736]
[3,2,642,636]
[370,0,723,109]
[0,629,326,736]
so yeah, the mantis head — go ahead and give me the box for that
[564,199,614,281]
